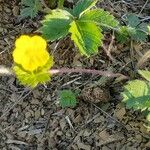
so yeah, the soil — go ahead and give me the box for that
[0,0,150,150]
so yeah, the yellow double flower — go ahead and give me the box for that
[13,35,54,72]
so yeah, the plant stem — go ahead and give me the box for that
[58,0,64,9]
[0,66,128,79]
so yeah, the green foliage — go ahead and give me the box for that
[80,9,119,29]
[40,0,119,56]
[59,90,77,108]
[117,14,148,43]
[122,80,150,111]
[72,0,97,17]
[69,21,103,56]
[20,0,42,19]
[39,10,73,41]
[138,70,150,82]
[122,70,150,127]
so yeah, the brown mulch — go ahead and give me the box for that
[0,0,150,149]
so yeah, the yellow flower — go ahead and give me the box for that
[13,35,53,71]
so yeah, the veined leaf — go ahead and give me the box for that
[117,14,148,43]
[117,25,147,43]
[20,0,42,19]
[138,70,150,82]
[131,30,147,42]
[80,9,119,29]
[126,14,140,27]
[59,90,77,108]
[69,20,103,56]
[72,0,97,17]
[122,80,150,111]
[39,9,73,41]
[116,26,131,43]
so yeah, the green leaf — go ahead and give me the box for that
[20,0,42,19]
[72,0,97,17]
[69,20,103,56]
[130,29,147,42]
[39,9,73,41]
[80,9,119,29]
[117,25,147,43]
[122,80,150,111]
[59,90,77,108]
[117,14,148,43]
[138,70,150,82]
[116,26,131,43]
[126,14,140,27]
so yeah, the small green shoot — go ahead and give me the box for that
[20,0,42,19]
[117,14,149,43]
[59,90,77,108]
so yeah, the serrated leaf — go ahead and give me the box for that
[20,7,38,19]
[139,23,149,32]
[117,14,148,43]
[117,25,147,43]
[69,20,103,56]
[126,14,140,27]
[80,9,119,29]
[116,26,133,43]
[72,0,97,17]
[138,70,150,82]
[122,80,150,111]
[130,29,147,42]
[39,9,73,41]
[59,90,77,108]
[20,0,41,19]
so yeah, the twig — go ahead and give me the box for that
[6,139,28,145]
[102,31,116,62]
[91,103,127,129]
[40,0,51,12]
[138,0,149,15]
[137,50,150,68]
[0,66,13,76]
[141,16,150,22]
[129,40,136,78]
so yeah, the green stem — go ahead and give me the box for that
[58,0,64,9]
